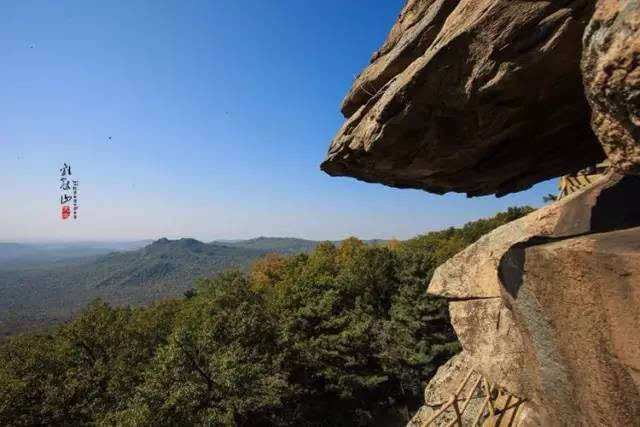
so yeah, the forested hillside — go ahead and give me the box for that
[0,239,271,335]
[0,207,533,426]
[0,238,386,335]
[0,241,152,268]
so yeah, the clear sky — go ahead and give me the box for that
[2,0,557,242]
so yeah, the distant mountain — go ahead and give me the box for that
[0,238,270,335]
[0,243,48,261]
[0,240,153,268]
[0,236,388,335]
[86,238,269,290]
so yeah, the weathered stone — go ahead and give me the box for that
[407,352,486,427]
[498,227,640,425]
[322,0,605,197]
[449,299,527,397]
[583,0,640,173]
[408,351,535,426]
[422,351,478,406]
[428,173,640,298]
[427,174,640,425]
[341,0,458,118]
[322,1,640,424]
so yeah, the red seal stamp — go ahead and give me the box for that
[62,205,71,220]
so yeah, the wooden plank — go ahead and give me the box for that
[472,397,489,427]
[454,368,475,396]
[422,398,455,426]
[452,398,463,427]
[483,378,496,427]
[459,375,482,414]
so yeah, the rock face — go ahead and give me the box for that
[583,0,640,174]
[427,174,640,425]
[408,351,534,426]
[321,0,640,425]
[448,299,527,397]
[429,172,640,299]
[322,0,605,196]
[407,352,485,427]
[499,227,640,425]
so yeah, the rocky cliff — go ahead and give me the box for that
[322,1,640,425]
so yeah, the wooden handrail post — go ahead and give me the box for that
[452,397,463,427]
[483,378,496,427]
[472,397,489,426]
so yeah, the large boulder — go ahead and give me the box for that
[583,0,640,174]
[498,227,640,425]
[340,0,458,118]
[322,0,605,196]
[448,299,527,397]
[320,0,640,424]
[428,174,640,425]
[429,173,640,298]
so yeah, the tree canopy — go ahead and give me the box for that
[0,206,534,426]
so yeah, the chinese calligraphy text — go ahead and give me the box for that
[59,163,79,220]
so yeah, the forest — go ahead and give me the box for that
[0,237,383,335]
[0,207,533,426]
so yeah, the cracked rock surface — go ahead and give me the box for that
[498,226,640,425]
[321,1,640,425]
[583,0,640,174]
[322,0,605,197]
[429,173,640,298]
[427,174,640,425]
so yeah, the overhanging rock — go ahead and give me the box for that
[321,0,605,196]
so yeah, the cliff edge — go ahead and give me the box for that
[322,1,640,425]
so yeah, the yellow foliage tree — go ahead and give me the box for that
[250,253,288,291]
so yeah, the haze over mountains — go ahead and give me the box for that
[0,237,383,335]
[0,241,153,268]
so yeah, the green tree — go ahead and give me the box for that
[0,206,535,426]
[113,272,289,426]
[0,299,180,426]
[0,334,68,425]
[266,240,404,424]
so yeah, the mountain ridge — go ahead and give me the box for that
[0,236,373,335]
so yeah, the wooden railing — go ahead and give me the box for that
[420,369,524,427]
[557,161,609,200]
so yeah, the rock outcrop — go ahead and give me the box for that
[499,226,640,424]
[427,174,640,425]
[408,351,534,426]
[429,172,640,299]
[321,0,640,425]
[407,352,485,427]
[322,0,605,196]
[583,0,640,174]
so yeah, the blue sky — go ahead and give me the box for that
[1,0,557,242]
